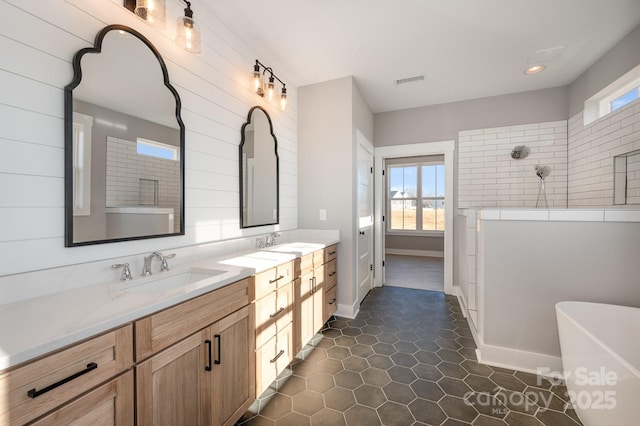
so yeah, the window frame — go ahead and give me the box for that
[386,160,445,235]
[584,63,640,126]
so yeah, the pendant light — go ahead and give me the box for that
[175,1,201,54]
[134,0,166,27]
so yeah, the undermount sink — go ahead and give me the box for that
[116,268,227,294]
[265,242,325,255]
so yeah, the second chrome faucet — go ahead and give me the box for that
[142,251,176,276]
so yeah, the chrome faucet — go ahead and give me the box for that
[265,232,281,247]
[112,263,132,281]
[142,252,176,276]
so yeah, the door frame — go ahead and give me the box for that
[374,140,455,295]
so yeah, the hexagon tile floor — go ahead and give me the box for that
[238,286,582,426]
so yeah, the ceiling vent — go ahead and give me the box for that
[394,74,425,87]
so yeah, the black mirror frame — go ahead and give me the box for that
[64,24,185,247]
[239,106,280,229]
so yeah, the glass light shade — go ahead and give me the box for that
[175,16,201,53]
[280,88,287,110]
[267,77,275,101]
[135,0,166,26]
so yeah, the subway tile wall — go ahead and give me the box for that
[568,100,640,207]
[458,121,568,208]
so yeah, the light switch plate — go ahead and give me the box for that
[319,209,327,221]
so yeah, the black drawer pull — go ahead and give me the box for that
[329,298,336,305]
[214,334,221,365]
[329,251,336,255]
[270,307,285,318]
[269,275,285,284]
[27,362,98,398]
[328,271,336,277]
[205,340,212,371]
[270,350,285,363]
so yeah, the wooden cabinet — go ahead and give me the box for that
[296,244,338,353]
[0,325,133,425]
[135,279,254,426]
[252,263,295,397]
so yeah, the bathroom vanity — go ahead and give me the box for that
[0,237,339,425]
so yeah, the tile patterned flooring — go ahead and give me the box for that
[239,287,582,426]
[384,255,444,292]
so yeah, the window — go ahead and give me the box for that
[388,162,445,232]
[72,112,93,216]
[584,63,640,125]
[136,138,179,161]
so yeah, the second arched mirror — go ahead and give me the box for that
[239,106,279,228]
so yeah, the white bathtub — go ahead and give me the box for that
[556,301,640,426]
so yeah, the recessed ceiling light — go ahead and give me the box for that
[524,65,545,75]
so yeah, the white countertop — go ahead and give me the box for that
[0,237,339,370]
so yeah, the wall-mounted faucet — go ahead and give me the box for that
[142,252,176,276]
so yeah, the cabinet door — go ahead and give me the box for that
[298,271,315,349]
[210,306,254,426]
[312,264,326,333]
[136,330,208,426]
[31,370,134,425]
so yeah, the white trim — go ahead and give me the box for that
[385,248,444,258]
[335,300,359,319]
[374,141,455,295]
[475,342,563,376]
[386,230,444,237]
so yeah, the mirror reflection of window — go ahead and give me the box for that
[72,112,93,216]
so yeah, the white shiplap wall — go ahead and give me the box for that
[0,0,297,276]
[458,121,568,208]
[568,100,640,206]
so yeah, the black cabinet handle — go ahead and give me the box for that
[329,251,337,255]
[27,362,98,398]
[329,298,336,305]
[270,307,285,318]
[270,350,285,364]
[214,334,221,365]
[328,271,336,277]
[269,275,285,284]
[205,340,212,371]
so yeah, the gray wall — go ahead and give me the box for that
[374,86,569,147]
[568,24,640,117]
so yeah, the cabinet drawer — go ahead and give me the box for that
[318,245,338,265]
[255,322,293,397]
[255,283,293,349]
[325,285,338,322]
[0,325,133,425]
[325,258,337,290]
[30,370,134,425]
[300,253,314,277]
[135,278,250,361]
[254,262,294,300]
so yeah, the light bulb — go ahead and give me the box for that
[175,14,201,53]
[135,0,166,27]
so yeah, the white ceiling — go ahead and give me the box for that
[210,0,640,113]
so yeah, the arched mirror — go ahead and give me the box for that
[239,106,279,228]
[64,25,185,246]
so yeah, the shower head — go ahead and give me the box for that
[510,145,530,159]
[534,165,551,179]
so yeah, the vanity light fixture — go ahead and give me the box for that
[134,0,166,27]
[252,60,288,110]
[524,64,545,75]
[175,0,201,54]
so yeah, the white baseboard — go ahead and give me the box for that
[334,301,359,319]
[454,286,468,319]
[476,342,563,376]
[385,249,444,258]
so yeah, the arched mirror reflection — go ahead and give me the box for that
[240,106,279,228]
[65,25,185,246]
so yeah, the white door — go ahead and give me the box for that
[356,131,374,306]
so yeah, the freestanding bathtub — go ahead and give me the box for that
[556,301,640,426]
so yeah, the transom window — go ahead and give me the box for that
[388,162,445,232]
[584,63,640,125]
[137,138,179,161]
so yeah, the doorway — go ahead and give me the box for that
[373,141,455,295]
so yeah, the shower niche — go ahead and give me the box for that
[614,149,640,205]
